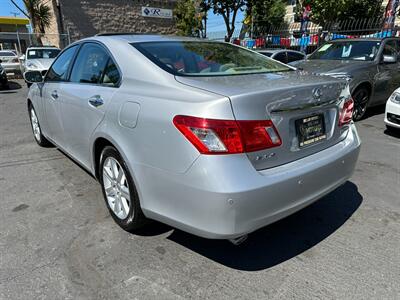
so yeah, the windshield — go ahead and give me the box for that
[27,49,60,59]
[309,41,381,61]
[132,41,292,76]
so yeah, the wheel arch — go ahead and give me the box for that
[352,81,372,97]
[92,137,117,180]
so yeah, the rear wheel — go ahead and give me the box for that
[99,146,147,231]
[28,104,52,147]
[352,87,370,121]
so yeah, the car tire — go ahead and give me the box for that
[28,104,52,147]
[99,146,147,232]
[352,87,370,121]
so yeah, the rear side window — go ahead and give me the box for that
[46,45,78,82]
[102,59,120,86]
[287,52,305,63]
[70,43,110,84]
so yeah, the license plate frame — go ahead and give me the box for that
[296,114,327,148]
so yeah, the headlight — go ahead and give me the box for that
[389,92,400,104]
[26,62,38,70]
[323,73,353,82]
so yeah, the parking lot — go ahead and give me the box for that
[0,80,399,299]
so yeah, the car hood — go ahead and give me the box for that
[293,59,375,74]
[26,58,54,70]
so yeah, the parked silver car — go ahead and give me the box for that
[294,38,400,121]
[257,49,306,64]
[25,35,361,242]
[0,50,21,74]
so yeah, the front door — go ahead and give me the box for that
[42,45,79,145]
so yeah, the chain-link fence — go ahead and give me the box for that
[0,32,70,55]
[208,17,398,54]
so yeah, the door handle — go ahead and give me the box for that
[88,95,104,108]
[51,90,58,100]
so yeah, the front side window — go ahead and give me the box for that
[46,45,78,82]
[133,41,292,76]
[70,43,110,84]
[309,41,381,61]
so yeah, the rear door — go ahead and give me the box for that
[42,45,79,145]
[59,42,120,169]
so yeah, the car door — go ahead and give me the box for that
[375,40,400,105]
[42,45,79,145]
[60,42,120,169]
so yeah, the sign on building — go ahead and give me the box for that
[141,7,173,19]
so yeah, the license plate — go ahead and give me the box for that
[296,114,326,147]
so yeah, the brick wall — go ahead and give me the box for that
[47,0,177,47]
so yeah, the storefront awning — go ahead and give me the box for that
[0,17,30,25]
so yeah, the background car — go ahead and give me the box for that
[0,50,21,75]
[24,35,360,242]
[257,49,306,64]
[294,37,400,121]
[385,89,400,131]
[0,61,9,89]
[23,46,61,87]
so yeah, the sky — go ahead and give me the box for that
[0,0,26,17]
[0,0,243,33]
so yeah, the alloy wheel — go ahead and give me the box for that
[30,108,41,143]
[102,157,131,220]
[352,89,369,121]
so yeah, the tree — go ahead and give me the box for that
[23,0,52,45]
[174,0,202,36]
[199,0,212,38]
[211,0,246,42]
[247,0,286,33]
[298,0,384,25]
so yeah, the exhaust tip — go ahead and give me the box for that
[229,234,248,246]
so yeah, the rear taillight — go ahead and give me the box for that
[173,115,282,155]
[339,97,354,127]
[12,58,19,63]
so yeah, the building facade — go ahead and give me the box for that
[0,17,30,53]
[45,0,178,48]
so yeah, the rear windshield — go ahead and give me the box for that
[0,51,15,57]
[27,49,60,59]
[132,41,292,76]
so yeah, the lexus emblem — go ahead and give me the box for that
[312,88,322,101]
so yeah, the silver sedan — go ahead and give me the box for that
[25,35,361,242]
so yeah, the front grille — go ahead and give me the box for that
[387,113,400,125]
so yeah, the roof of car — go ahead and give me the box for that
[93,33,211,43]
[329,37,398,43]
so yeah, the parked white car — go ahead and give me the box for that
[385,89,400,131]
[0,50,21,74]
[24,46,61,86]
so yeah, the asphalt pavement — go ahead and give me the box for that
[0,80,399,299]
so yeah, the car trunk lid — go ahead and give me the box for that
[176,71,349,170]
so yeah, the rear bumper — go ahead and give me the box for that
[385,100,400,129]
[3,63,21,73]
[139,124,361,239]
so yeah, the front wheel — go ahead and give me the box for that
[100,146,147,232]
[28,104,52,147]
[352,87,370,121]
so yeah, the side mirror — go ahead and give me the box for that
[24,70,44,83]
[383,54,397,64]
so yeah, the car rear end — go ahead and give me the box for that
[128,39,361,239]
[0,51,20,74]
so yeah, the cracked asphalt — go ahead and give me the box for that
[0,80,399,299]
